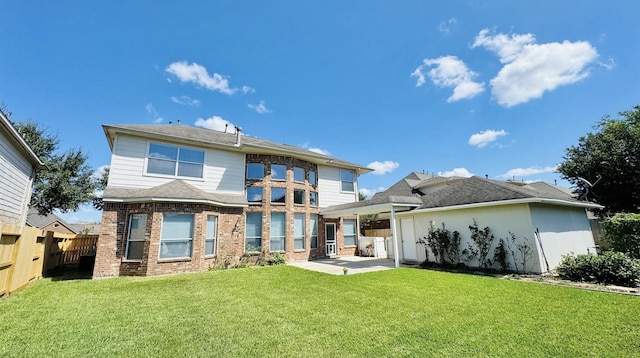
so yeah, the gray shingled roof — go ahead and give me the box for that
[103,124,372,175]
[104,180,248,207]
[26,208,77,233]
[417,176,585,209]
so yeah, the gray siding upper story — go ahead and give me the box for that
[0,111,42,226]
[318,165,358,208]
[107,134,245,194]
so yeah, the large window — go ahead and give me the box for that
[125,214,146,260]
[245,212,262,252]
[270,212,286,252]
[247,187,263,203]
[294,213,305,250]
[340,170,355,192]
[343,219,357,246]
[271,187,286,203]
[293,167,304,182]
[294,189,305,205]
[309,191,318,207]
[247,163,264,179]
[205,216,217,256]
[309,170,317,186]
[271,164,286,180]
[159,214,194,259]
[147,143,204,178]
[310,214,318,249]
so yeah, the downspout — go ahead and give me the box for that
[391,206,400,268]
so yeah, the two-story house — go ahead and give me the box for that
[93,124,372,277]
[0,109,43,227]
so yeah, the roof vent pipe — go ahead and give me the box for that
[234,126,242,146]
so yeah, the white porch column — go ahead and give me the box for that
[391,206,400,268]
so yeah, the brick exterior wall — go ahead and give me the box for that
[93,154,360,278]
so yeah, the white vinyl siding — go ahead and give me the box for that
[317,166,358,207]
[0,129,35,225]
[107,134,245,194]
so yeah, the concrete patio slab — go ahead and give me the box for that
[288,256,396,275]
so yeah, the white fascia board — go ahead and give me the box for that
[321,202,420,219]
[396,198,603,217]
[105,197,248,208]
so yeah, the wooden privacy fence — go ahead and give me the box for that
[0,220,98,297]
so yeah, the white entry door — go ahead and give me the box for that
[400,218,417,261]
[325,223,337,256]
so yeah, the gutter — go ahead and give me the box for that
[104,197,249,208]
[398,197,603,216]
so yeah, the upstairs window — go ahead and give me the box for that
[309,170,317,186]
[340,170,355,192]
[147,143,204,178]
[271,164,286,180]
[309,191,318,207]
[247,163,264,179]
[271,188,286,204]
[247,187,263,203]
[293,167,304,182]
[294,189,305,205]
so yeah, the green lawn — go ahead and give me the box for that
[1,266,638,357]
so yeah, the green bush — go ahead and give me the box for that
[265,252,286,266]
[556,251,640,287]
[603,213,640,259]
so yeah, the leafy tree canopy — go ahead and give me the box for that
[557,105,640,216]
[12,120,98,215]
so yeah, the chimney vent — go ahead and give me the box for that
[234,126,242,146]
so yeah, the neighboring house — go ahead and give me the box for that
[322,172,602,273]
[0,109,43,227]
[93,124,372,277]
[70,223,101,234]
[25,208,78,234]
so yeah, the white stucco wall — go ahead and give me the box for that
[529,204,597,271]
[396,203,598,273]
[397,203,543,273]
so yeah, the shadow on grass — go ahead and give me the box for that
[46,264,93,281]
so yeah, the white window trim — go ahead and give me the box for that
[343,219,357,247]
[340,170,355,193]
[270,212,286,252]
[124,214,146,261]
[205,215,218,257]
[144,142,206,181]
[158,213,194,260]
[294,213,305,251]
[245,212,262,252]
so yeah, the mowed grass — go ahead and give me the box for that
[0,266,638,357]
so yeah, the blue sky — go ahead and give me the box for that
[1,1,639,223]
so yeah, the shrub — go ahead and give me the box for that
[417,222,461,266]
[265,252,286,266]
[556,252,640,287]
[603,213,640,259]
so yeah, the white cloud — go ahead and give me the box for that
[359,187,387,199]
[145,103,163,123]
[438,18,457,34]
[599,58,615,70]
[367,160,399,175]
[248,100,272,114]
[170,95,200,107]
[307,147,330,156]
[242,85,256,94]
[194,115,238,133]
[437,168,474,177]
[165,61,235,95]
[468,129,508,148]
[472,29,598,107]
[499,166,557,179]
[411,56,485,102]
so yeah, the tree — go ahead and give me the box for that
[12,120,98,215]
[92,166,109,210]
[557,105,640,216]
